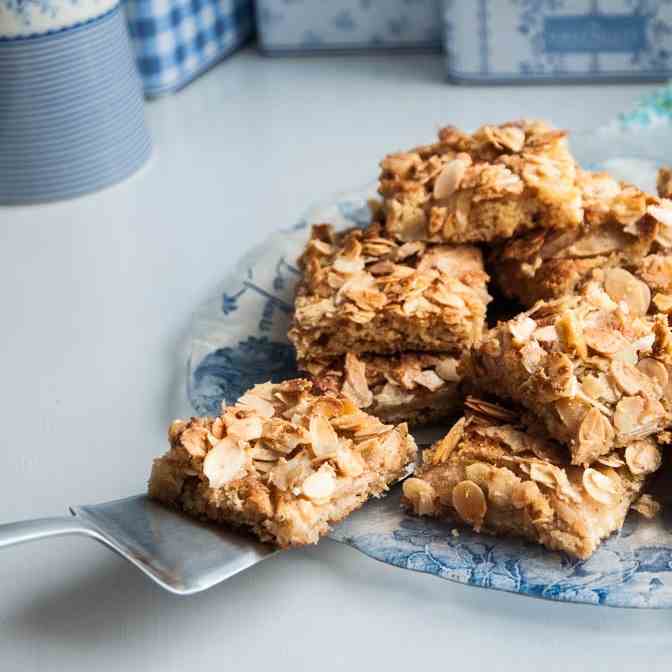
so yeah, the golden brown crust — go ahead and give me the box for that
[492,170,672,306]
[148,379,417,547]
[300,351,462,426]
[462,282,672,465]
[288,223,491,359]
[380,120,582,244]
[402,403,659,559]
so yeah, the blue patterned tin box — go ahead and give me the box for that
[445,0,672,82]
[256,0,442,54]
[124,0,254,96]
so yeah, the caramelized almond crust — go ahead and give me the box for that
[492,170,672,306]
[148,379,417,547]
[380,120,582,244]
[402,402,660,559]
[461,282,672,465]
[300,351,462,426]
[288,222,491,359]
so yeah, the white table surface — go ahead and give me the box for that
[1,50,671,671]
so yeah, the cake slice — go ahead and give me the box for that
[380,119,582,244]
[462,281,672,465]
[492,170,672,307]
[288,222,491,359]
[149,379,417,547]
[300,351,462,426]
[402,400,661,559]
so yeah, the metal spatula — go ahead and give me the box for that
[0,495,277,594]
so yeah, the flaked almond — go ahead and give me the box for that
[603,268,651,316]
[433,158,470,199]
[631,493,661,518]
[452,480,487,530]
[613,396,645,437]
[203,438,248,488]
[226,414,264,442]
[334,445,366,477]
[610,360,648,396]
[248,445,279,462]
[237,392,275,418]
[582,467,622,506]
[302,464,337,501]
[413,369,445,391]
[509,315,537,344]
[434,357,461,382]
[533,325,559,342]
[625,440,662,475]
[431,417,466,464]
[309,414,340,459]
[179,426,208,457]
[576,407,614,464]
[342,352,374,408]
[269,452,312,491]
[556,310,587,359]
[555,398,590,435]
[597,453,625,468]
[584,327,627,357]
[637,358,669,389]
[403,478,437,515]
[169,419,187,443]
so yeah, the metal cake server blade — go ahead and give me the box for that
[0,431,441,595]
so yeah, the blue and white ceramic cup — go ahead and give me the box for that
[0,1,151,205]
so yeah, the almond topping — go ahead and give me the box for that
[431,417,466,464]
[302,464,337,501]
[452,480,487,530]
[179,427,208,457]
[576,407,614,464]
[433,158,470,200]
[625,440,662,476]
[603,268,651,316]
[203,438,248,488]
[582,468,622,507]
[631,493,661,518]
[403,478,437,515]
[237,393,275,418]
[308,415,340,459]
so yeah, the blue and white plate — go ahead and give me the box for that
[188,124,672,609]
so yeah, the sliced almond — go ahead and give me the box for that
[637,358,669,388]
[433,158,470,199]
[631,493,661,518]
[341,352,374,408]
[237,393,275,418]
[603,268,651,316]
[610,360,647,396]
[582,467,622,506]
[509,316,537,344]
[576,407,614,464]
[309,414,340,459]
[179,427,208,457]
[452,480,487,530]
[625,440,662,475]
[226,414,264,442]
[334,445,366,477]
[413,369,445,391]
[431,417,466,464]
[302,464,337,501]
[434,357,461,382]
[403,478,437,515]
[613,396,645,437]
[203,438,248,488]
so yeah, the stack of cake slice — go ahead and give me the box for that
[149,120,670,558]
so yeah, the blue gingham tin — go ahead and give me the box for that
[256,0,442,54]
[445,0,672,83]
[0,4,151,205]
[125,0,254,96]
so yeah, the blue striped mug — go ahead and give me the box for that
[0,1,151,204]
